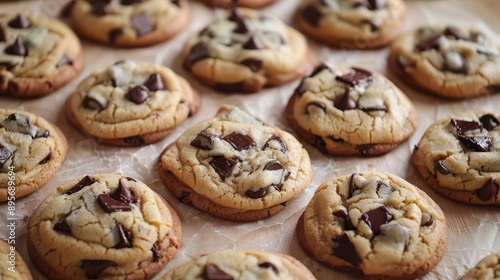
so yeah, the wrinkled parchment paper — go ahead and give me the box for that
[1,0,500,279]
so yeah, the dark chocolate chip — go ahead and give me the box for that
[56,54,73,68]
[227,8,243,22]
[332,233,361,267]
[258,262,279,275]
[126,85,150,104]
[417,34,441,51]
[151,243,162,262]
[123,135,145,145]
[204,264,233,280]
[131,13,153,37]
[8,14,31,29]
[334,90,357,111]
[368,0,386,9]
[348,173,358,197]
[233,17,252,34]
[479,114,499,131]
[223,132,255,151]
[358,144,375,155]
[120,0,144,4]
[53,218,71,234]
[0,24,5,42]
[451,119,483,135]
[457,135,492,152]
[241,58,262,72]
[110,179,138,204]
[361,206,392,235]
[435,160,451,175]
[0,61,18,71]
[5,36,28,57]
[264,160,285,171]
[422,215,434,227]
[444,26,470,41]
[81,260,116,279]
[171,0,180,7]
[91,2,112,16]
[333,209,355,230]
[190,132,214,150]
[301,4,322,27]
[376,181,393,197]
[83,96,107,111]
[475,178,499,201]
[210,156,237,181]
[97,194,133,213]
[335,67,373,87]
[65,176,96,195]
[242,35,263,50]
[0,145,12,167]
[245,186,271,198]
[361,105,387,113]
[109,28,123,44]
[486,84,500,94]
[115,221,133,248]
[443,52,468,74]
[214,81,246,92]
[199,26,215,38]
[263,135,287,153]
[143,73,164,91]
[184,42,210,69]
[315,136,327,154]
[309,63,330,77]
[179,191,190,204]
[306,102,326,113]
[61,0,76,17]
[39,152,51,164]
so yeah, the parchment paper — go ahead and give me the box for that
[1,0,500,279]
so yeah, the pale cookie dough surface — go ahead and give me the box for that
[27,174,182,280]
[0,109,67,202]
[0,239,33,280]
[411,110,500,205]
[389,25,500,99]
[0,13,83,97]
[286,64,417,156]
[66,0,189,47]
[297,172,447,279]
[161,250,317,280]
[182,8,313,93]
[159,105,313,221]
[66,60,199,146]
[461,253,500,280]
[297,0,406,49]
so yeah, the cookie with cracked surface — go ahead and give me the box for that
[0,239,33,280]
[0,109,67,202]
[296,0,406,49]
[182,7,314,93]
[411,110,500,205]
[389,25,500,99]
[66,60,200,146]
[161,250,317,279]
[461,253,500,280]
[200,0,279,9]
[64,0,189,47]
[286,64,418,156]
[158,105,314,221]
[0,13,83,97]
[297,171,447,279]
[27,174,182,280]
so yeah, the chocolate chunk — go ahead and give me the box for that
[444,26,470,41]
[358,144,375,155]
[0,145,12,167]
[115,221,133,248]
[315,136,327,154]
[361,206,392,235]
[223,132,255,151]
[0,24,5,42]
[475,178,499,201]
[214,81,245,92]
[245,186,271,198]
[199,26,215,38]
[361,105,387,113]
[348,173,359,197]
[110,179,138,204]
[151,243,162,262]
[233,17,252,34]
[56,54,73,68]
[457,135,491,152]
[210,156,237,181]
[8,14,31,29]
[171,0,181,7]
[309,63,330,77]
[190,132,214,150]
[39,152,51,164]
[334,90,357,111]
[131,13,153,37]
[81,260,116,279]
[435,160,451,175]
[362,20,379,32]
[335,67,373,87]
[2,113,33,136]
[5,36,28,57]
[421,214,434,227]
[486,84,500,94]
[204,264,233,280]
[91,2,112,16]
[264,160,284,171]
[451,119,483,135]
[332,233,361,266]
[443,52,468,74]
[301,4,322,27]
[97,194,133,213]
[120,0,144,4]
[333,209,355,230]
[417,34,441,51]
[184,42,210,69]
[126,85,150,104]
[479,114,499,131]
[258,262,279,275]
[227,8,243,22]
[53,218,71,234]
[242,35,263,50]
[0,61,18,71]
[367,0,386,9]
[179,191,190,204]
[65,176,96,195]
[83,95,107,111]
[306,102,326,113]
[241,58,262,72]
[263,135,287,153]
[61,0,76,17]
[109,28,123,43]
[143,73,164,91]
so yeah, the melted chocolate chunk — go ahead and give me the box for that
[479,114,499,131]
[486,84,500,94]
[5,36,28,57]
[0,61,18,71]
[361,206,392,235]
[263,135,287,153]
[315,136,327,154]
[475,178,499,201]
[306,102,326,113]
[210,156,237,181]
[348,173,359,197]
[358,144,375,155]
[97,194,133,213]
[335,68,373,87]
[333,209,355,230]
[214,81,245,92]
[264,160,285,171]
[39,152,51,164]
[56,54,73,68]
[457,135,492,152]
[361,105,387,113]
[332,233,361,266]
[109,28,123,43]
[367,0,386,9]
[126,85,150,104]
[444,26,470,41]
[233,17,252,34]
[171,0,181,7]
[184,42,210,69]
[0,24,5,42]
[120,0,144,4]
[143,73,164,91]
[61,0,76,17]
[204,264,233,280]
[8,14,31,29]
[242,35,263,50]
[417,34,441,51]
[131,13,153,36]
[241,58,262,72]
[258,262,279,275]
[53,218,71,234]
[115,221,133,248]
[65,176,96,195]
[301,4,322,27]
[110,179,138,204]
[451,119,483,135]
[191,132,214,150]
[151,243,162,262]
[227,8,243,22]
[309,63,330,77]
[81,260,116,279]
[0,145,12,167]
[245,186,271,198]
[435,160,451,175]
[376,181,392,197]
[223,132,255,151]
[422,215,434,227]
[334,90,357,111]
[92,2,112,16]
[179,191,190,204]
[83,96,107,111]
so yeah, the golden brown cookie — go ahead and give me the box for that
[0,239,33,280]
[461,253,500,280]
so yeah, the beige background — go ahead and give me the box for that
[1,0,500,279]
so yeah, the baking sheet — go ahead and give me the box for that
[1,0,500,279]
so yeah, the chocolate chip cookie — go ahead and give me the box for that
[411,110,500,205]
[158,105,314,221]
[0,109,68,202]
[0,13,83,97]
[389,25,500,99]
[64,0,189,47]
[201,0,279,9]
[27,174,182,280]
[161,250,317,279]
[297,172,447,279]
[182,7,314,93]
[461,253,500,280]
[66,60,200,146]
[0,239,33,280]
[297,0,406,49]
[286,64,418,156]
